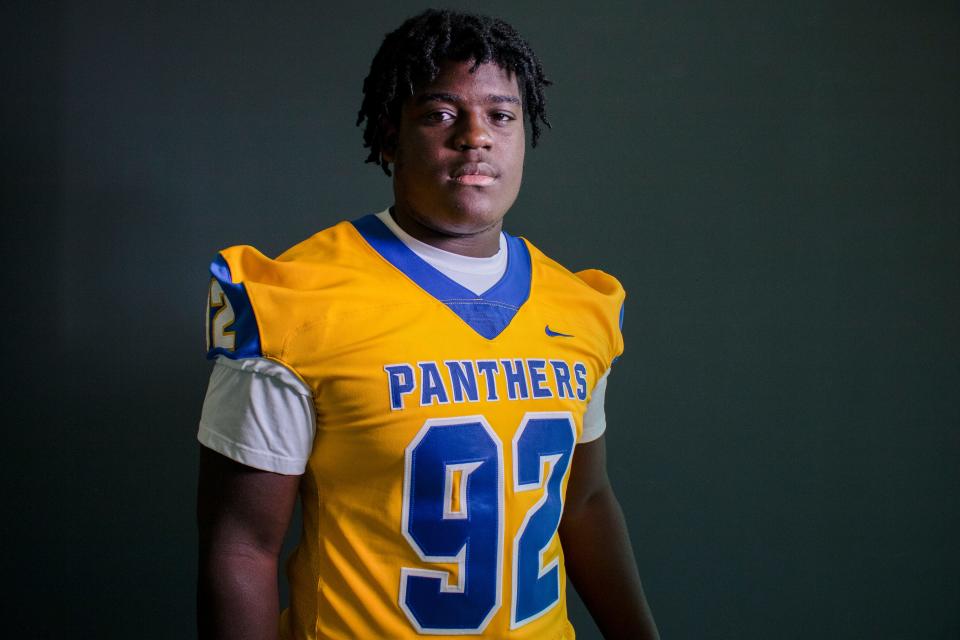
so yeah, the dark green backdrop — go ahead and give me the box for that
[3,1,957,638]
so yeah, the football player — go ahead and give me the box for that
[197,9,659,639]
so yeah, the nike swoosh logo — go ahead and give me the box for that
[545,325,574,338]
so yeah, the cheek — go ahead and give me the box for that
[399,127,443,160]
[396,141,445,184]
[393,143,420,173]
[505,142,525,188]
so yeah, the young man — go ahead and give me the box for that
[197,9,659,640]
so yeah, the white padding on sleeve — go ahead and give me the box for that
[579,368,610,443]
[198,356,315,475]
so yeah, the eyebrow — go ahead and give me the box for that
[415,92,521,106]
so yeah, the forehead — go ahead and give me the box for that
[413,59,521,102]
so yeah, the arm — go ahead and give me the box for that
[197,446,301,640]
[559,434,660,640]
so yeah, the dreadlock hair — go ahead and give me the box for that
[356,9,552,176]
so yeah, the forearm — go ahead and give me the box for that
[560,484,659,640]
[197,543,281,640]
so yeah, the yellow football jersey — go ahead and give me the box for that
[205,213,625,639]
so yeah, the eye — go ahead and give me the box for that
[490,111,517,124]
[424,111,455,123]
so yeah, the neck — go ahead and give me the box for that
[389,206,502,258]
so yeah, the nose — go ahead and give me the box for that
[454,111,492,151]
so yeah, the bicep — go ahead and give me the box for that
[196,448,299,639]
[563,434,612,519]
[197,446,300,556]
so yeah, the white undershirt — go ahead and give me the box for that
[376,209,507,295]
[197,213,611,474]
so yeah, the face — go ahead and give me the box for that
[382,59,525,249]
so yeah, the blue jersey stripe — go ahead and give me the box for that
[351,213,531,340]
[206,254,263,359]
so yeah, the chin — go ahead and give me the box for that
[446,192,514,225]
[438,204,506,235]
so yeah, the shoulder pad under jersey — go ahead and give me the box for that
[575,268,626,365]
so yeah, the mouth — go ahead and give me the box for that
[451,162,498,187]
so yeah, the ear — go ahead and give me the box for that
[379,116,398,164]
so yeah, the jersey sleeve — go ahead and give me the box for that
[572,269,625,443]
[574,268,626,368]
[198,356,316,474]
[200,248,318,473]
[205,253,263,360]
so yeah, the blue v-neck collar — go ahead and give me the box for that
[351,213,531,340]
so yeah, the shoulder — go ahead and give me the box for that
[205,219,370,362]
[519,235,626,363]
[217,219,361,284]
[521,236,625,316]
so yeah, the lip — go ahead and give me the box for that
[451,162,498,186]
